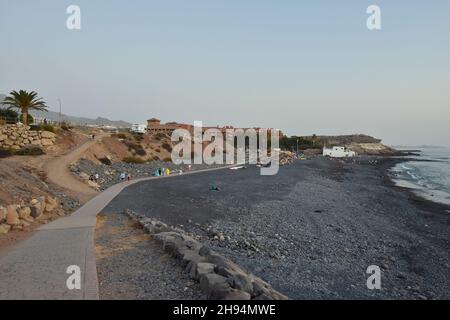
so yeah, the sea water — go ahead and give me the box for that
[390,147,450,207]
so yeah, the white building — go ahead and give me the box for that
[130,124,147,134]
[323,146,356,158]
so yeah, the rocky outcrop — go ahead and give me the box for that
[0,196,64,234]
[347,143,399,156]
[126,210,289,300]
[0,124,56,150]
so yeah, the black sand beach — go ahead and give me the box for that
[100,157,450,299]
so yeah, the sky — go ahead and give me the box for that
[1,0,449,146]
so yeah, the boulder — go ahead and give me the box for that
[31,140,42,146]
[23,215,34,223]
[0,224,11,234]
[221,289,252,300]
[199,273,231,298]
[6,205,21,226]
[0,206,7,222]
[20,220,31,228]
[227,273,254,294]
[0,134,7,141]
[41,131,56,139]
[44,196,58,213]
[18,206,31,219]
[41,138,53,146]
[30,206,40,219]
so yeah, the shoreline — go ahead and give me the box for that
[380,156,450,215]
[100,156,450,299]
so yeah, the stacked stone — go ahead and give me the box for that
[0,196,65,234]
[0,124,56,150]
[126,210,289,300]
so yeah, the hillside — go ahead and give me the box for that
[1,93,131,127]
[29,110,131,128]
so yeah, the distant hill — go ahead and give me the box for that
[1,93,131,127]
[29,110,132,128]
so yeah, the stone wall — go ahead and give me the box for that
[0,124,56,150]
[0,196,65,234]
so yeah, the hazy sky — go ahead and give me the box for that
[1,0,449,146]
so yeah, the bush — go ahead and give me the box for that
[116,133,127,139]
[124,140,146,156]
[15,145,45,156]
[98,156,112,165]
[0,148,14,158]
[0,108,18,124]
[61,122,72,131]
[30,123,56,133]
[123,156,146,164]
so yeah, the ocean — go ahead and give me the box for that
[390,147,450,208]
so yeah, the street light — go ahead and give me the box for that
[57,99,62,126]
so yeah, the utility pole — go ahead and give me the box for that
[57,99,62,126]
[297,138,299,155]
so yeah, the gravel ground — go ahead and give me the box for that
[95,212,205,300]
[71,159,224,191]
[102,157,450,300]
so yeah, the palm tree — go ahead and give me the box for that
[3,90,48,125]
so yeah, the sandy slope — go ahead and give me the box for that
[44,134,107,203]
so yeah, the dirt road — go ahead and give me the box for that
[44,134,106,203]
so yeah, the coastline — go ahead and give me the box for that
[99,156,450,299]
[381,156,450,215]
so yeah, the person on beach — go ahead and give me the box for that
[120,172,126,181]
[166,168,170,176]
[127,174,131,181]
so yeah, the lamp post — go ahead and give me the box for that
[57,99,62,126]
[296,138,299,155]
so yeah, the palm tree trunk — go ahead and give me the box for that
[22,108,28,124]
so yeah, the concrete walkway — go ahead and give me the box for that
[0,166,231,300]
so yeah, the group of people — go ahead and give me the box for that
[119,172,132,181]
[154,167,172,177]
[89,173,99,182]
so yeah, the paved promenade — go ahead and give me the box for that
[0,166,230,300]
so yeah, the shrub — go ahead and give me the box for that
[15,145,45,156]
[98,156,112,165]
[0,148,14,158]
[30,123,56,133]
[123,156,146,164]
[0,108,19,123]
[61,122,72,131]
[116,133,127,139]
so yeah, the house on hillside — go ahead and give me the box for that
[131,124,147,134]
[323,146,356,158]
